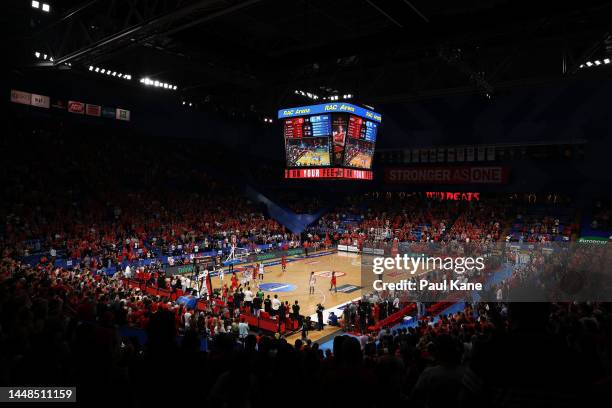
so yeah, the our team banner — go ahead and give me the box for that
[67,101,85,114]
[31,94,50,108]
[10,90,31,105]
[86,104,101,117]
[385,166,509,184]
[116,108,130,121]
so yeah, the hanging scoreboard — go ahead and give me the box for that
[279,102,381,180]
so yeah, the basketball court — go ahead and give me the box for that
[345,152,372,168]
[295,149,331,166]
[210,249,432,317]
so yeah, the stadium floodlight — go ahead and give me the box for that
[586,61,593,67]
[89,66,94,71]
[126,75,131,80]
[34,51,40,58]
[100,68,106,73]
[32,1,39,9]
[595,60,602,65]
[189,102,193,107]
[42,3,50,12]
[173,85,177,90]
[605,58,611,64]
[579,64,585,68]
[95,67,100,72]
[49,57,53,62]
[111,71,116,76]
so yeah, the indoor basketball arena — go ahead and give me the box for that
[3,1,612,406]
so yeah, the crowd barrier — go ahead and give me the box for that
[240,312,300,334]
[367,303,416,332]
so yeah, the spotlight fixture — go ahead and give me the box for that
[89,66,132,80]
[294,89,319,100]
[139,77,178,90]
[32,2,51,12]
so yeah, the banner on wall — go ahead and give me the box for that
[10,90,31,105]
[67,101,85,114]
[86,104,101,117]
[116,108,131,121]
[51,98,66,110]
[102,106,115,118]
[31,94,50,108]
[385,166,509,184]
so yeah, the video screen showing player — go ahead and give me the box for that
[343,137,374,169]
[285,137,331,167]
[331,114,347,165]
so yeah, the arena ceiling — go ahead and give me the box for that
[9,0,612,117]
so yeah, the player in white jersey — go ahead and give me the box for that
[218,267,224,283]
[308,271,316,295]
[258,262,265,280]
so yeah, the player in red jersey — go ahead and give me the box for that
[230,272,238,289]
[329,271,337,293]
[281,255,287,273]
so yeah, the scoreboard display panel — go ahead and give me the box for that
[279,102,381,179]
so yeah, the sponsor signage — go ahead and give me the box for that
[362,247,385,256]
[102,106,115,118]
[10,89,31,105]
[347,245,359,253]
[116,108,131,121]
[11,89,131,123]
[31,93,50,108]
[247,247,304,263]
[385,166,509,184]
[578,236,609,245]
[51,98,66,110]
[67,101,85,114]
[164,263,197,275]
[337,245,348,251]
[285,167,373,180]
[278,102,382,123]
[86,104,101,117]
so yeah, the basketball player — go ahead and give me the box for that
[309,271,316,295]
[258,262,265,280]
[329,271,337,293]
[281,255,287,273]
[218,267,224,284]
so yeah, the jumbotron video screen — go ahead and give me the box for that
[279,103,381,180]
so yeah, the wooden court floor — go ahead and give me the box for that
[210,251,365,316]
